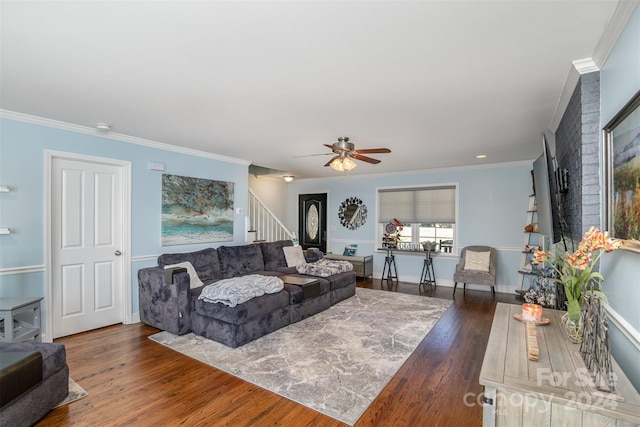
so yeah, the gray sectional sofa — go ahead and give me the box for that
[138,240,356,347]
[0,342,69,427]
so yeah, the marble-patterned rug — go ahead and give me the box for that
[55,378,88,408]
[149,287,451,425]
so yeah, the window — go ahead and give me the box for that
[378,185,457,252]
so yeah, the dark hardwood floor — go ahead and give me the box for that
[37,280,519,426]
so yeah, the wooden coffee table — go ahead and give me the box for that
[278,275,321,300]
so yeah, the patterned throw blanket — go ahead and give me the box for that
[296,258,353,277]
[198,275,284,307]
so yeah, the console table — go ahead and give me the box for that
[479,303,640,426]
[0,297,43,343]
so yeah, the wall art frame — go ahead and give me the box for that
[161,174,234,246]
[603,88,640,253]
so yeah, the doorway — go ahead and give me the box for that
[298,193,327,253]
[46,151,131,339]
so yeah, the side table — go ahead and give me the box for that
[0,297,44,343]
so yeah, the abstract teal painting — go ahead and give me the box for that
[161,174,234,245]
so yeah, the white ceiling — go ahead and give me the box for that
[0,1,622,179]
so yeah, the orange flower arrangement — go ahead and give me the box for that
[532,227,621,322]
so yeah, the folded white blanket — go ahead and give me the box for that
[198,274,284,307]
[296,258,353,277]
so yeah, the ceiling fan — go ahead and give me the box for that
[298,137,391,171]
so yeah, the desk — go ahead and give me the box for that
[378,248,440,286]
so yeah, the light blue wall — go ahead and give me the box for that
[285,163,533,292]
[599,4,640,392]
[0,117,249,332]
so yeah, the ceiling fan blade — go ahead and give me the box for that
[324,156,339,167]
[355,148,391,154]
[292,152,332,158]
[350,153,381,164]
[324,143,347,153]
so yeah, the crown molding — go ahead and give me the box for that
[549,0,638,133]
[0,109,251,166]
[592,0,639,68]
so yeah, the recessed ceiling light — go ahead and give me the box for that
[476,154,487,159]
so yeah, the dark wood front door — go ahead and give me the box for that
[298,193,327,253]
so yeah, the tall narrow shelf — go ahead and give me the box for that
[516,194,539,296]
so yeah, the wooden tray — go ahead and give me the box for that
[513,313,550,325]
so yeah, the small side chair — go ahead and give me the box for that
[453,245,497,295]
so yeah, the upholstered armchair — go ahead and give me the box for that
[453,246,497,295]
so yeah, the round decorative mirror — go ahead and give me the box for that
[338,197,367,230]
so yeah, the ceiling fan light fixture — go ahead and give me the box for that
[330,156,357,172]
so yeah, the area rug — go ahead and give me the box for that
[149,288,451,425]
[55,378,88,408]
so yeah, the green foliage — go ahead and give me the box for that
[613,157,640,241]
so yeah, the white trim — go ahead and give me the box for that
[572,58,599,75]
[592,0,640,68]
[45,150,133,336]
[293,160,534,184]
[0,265,45,276]
[549,60,594,132]
[1,110,251,167]
[604,302,640,352]
[132,254,160,263]
[329,238,377,245]
[549,1,639,133]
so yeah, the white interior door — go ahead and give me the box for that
[51,156,124,338]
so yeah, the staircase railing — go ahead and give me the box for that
[248,188,295,242]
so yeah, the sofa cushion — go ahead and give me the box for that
[283,246,306,267]
[259,240,293,270]
[0,342,66,381]
[0,351,42,408]
[217,244,265,278]
[195,290,289,325]
[158,248,221,283]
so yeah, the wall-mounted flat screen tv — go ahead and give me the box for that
[533,133,562,243]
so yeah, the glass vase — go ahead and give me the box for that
[562,312,584,343]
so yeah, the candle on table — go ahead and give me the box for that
[522,303,542,322]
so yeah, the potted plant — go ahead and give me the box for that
[531,227,621,342]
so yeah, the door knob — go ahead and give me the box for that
[115,250,122,256]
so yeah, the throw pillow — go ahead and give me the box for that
[283,245,306,267]
[164,261,204,289]
[464,251,491,272]
[343,244,358,256]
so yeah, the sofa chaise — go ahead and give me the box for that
[138,240,356,347]
[0,342,69,427]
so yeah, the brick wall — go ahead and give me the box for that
[554,72,601,248]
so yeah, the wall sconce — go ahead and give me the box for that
[329,156,357,172]
[283,175,294,183]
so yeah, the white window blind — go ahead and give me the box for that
[379,186,456,224]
